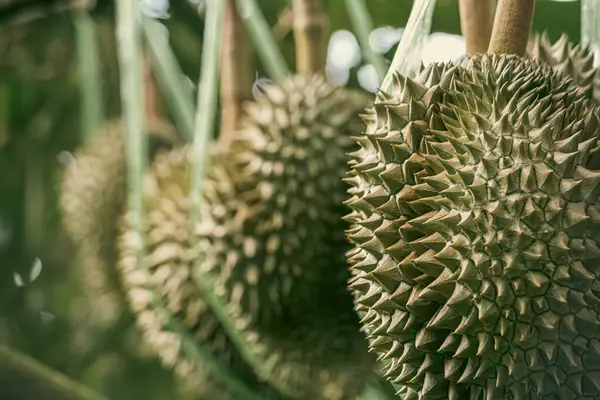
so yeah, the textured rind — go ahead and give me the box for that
[527,32,600,104]
[118,74,374,399]
[117,146,284,399]
[59,119,180,353]
[346,54,600,400]
[196,74,374,399]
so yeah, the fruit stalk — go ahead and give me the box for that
[219,0,253,146]
[487,0,535,56]
[292,0,327,73]
[459,0,495,55]
[143,55,164,126]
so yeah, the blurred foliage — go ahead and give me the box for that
[0,0,584,398]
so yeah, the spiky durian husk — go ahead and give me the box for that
[117,145,284,400]
[196,74,373,399]
[527,32,600,104]
[59,119,180,353]
[118,74,374,399]
[345,54,600,400]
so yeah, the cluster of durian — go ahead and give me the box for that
[62,74,374,399]
[527,32,600,103]
[345,53,600,400]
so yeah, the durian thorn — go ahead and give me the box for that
[218,0,254,147]
[459,0,496,56]
[292,0,327,74]
[487,0,535,57]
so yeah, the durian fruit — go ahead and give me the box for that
[527,32,600,103]
[59,119,180,353]
[118,145,284,400]
[345,53,600,399]
[118,74,374,399]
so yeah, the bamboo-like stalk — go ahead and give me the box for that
[115,0,147,274]
[459,0,496,56]
[345,0,387,83]
[273,7,293,41]
[188,0,294,396]
[235,0,291,82]
[219,0,253,146]
[142,54,164,125]
[0,346,108,400]
[292,0,327,74]
[73,7,104,141]
[487,0,535,56]
[142,17,195,141]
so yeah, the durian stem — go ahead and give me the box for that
[459,0,496,56]
[73,7,104,141]
[292,0,327,74]
[219,0,253,146]
[143,54,164,126]
[345,0,387,83]
[0,346,108,400]
[235,0,291,82]
[487,0,535,56]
